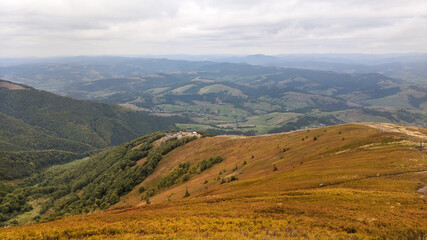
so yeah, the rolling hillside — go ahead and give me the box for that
[0,80,185,180]
[1,123,426,239]
[3,57,427,135]
[63,65,427,135]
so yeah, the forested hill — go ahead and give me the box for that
[0,80,186,179]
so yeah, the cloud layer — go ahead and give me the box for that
[1,0,426,57]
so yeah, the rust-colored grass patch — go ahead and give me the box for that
[2,123,427,239]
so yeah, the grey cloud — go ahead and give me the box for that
[0,0,426,57]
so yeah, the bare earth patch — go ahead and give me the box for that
[0,82,28,90]
[418,185,427,195]
[134,157,147,166]
[364,122,427,140]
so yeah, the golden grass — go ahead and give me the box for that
[2,181,425,239]
[2,123,426,239]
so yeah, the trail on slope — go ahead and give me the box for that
[364,122,427,140]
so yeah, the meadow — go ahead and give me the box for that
[1,123,426,239]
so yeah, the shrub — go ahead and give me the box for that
[145,189,156,198]
[158,163,190,189]
[182,173,190,182]
[184,188,190,198]
[32,215,41,222]
[138,186,146,194]
[228,176,238,182]
[273,165,278,171]
[9,220,18,226]
[192,156,224,174]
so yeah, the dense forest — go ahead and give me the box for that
[0,131,204,225]
[0,80,185,148]
[0,80,188,179]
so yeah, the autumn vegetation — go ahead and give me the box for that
[0,123,426,239]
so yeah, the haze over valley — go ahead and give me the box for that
[2,54,427,135]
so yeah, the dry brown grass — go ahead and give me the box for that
[2,123,427,239]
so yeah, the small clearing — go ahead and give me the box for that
[0,82,28,90]
[135,157,147,166]
[155,131,201,146]
[133,131,202,166]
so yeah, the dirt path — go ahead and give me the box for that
[309,170,427,194]
[363,122,427,140]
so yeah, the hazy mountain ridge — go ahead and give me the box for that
[217,53,427,83]
[2,57,427,135]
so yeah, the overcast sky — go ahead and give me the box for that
[1,0,426,57]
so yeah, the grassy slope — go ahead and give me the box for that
[2,123,427,239]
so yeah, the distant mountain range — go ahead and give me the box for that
[216,53,427,83]
[1,57,427,135]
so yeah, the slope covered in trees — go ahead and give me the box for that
[0,131,200,224]
[0,80,186,180]
[0,80,183,148]
[0,150,86,180]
